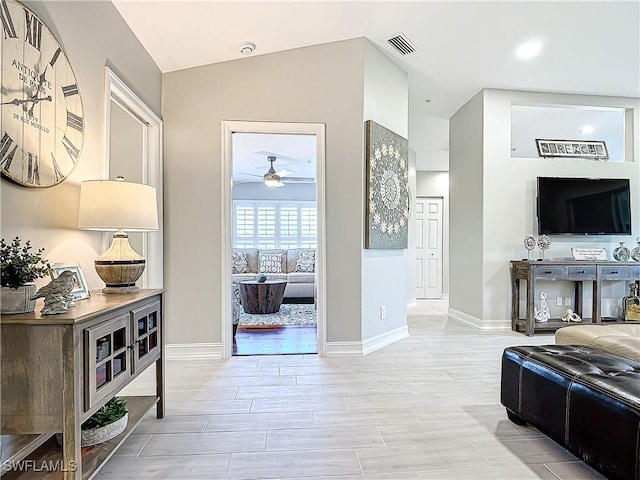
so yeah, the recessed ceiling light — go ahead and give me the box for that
[516,40,542,60]
[580,125,595,134]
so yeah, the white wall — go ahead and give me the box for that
[163,39,367,345]
[449,91,485,320]
[361,41,409,339]
[450,88,640,327]
[406,150,417,304]
[1,1,161,292]
[416,171,450,296]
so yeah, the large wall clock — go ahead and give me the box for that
[0,0,84,188]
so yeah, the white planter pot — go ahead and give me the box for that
[1,284,36,314]
[56,413,128,447]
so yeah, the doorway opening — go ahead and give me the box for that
[221,122,326,357]
[415,196,443,299]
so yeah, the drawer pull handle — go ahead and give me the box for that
[127,344,135,350]
[543,271,553,274]
[609,271,618,275]
[576,271,585,274]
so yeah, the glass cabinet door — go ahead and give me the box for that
[84,313,132,411]
[131,301,161,372]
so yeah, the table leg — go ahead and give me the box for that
[62,327,81,480]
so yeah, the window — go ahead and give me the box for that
[233,201,317,249]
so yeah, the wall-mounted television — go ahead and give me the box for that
[537,177,632,235]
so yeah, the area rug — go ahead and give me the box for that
[239,303,317,327]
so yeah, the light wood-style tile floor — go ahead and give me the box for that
[99,301,606,480]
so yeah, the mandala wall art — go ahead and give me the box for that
[365,120,409,249]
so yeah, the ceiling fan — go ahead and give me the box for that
[236,155,315,188]
[263,156,287,188]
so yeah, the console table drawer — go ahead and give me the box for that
[534,266,565,279]
[566,266,596,279]
[601,266,631,279]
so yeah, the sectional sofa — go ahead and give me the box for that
[232,248,316,300]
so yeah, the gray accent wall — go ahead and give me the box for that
[162,38,410,346]
[361,41,409,339]
[163,39,368,345]
[449,91,484,320]
[1,2,161,291]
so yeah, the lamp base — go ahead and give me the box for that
[101,285,140,295]
[95,231,146,295]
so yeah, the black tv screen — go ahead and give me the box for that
[537,177,632,235]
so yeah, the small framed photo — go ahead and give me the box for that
[535,139,609,160]
[50,263,90,301]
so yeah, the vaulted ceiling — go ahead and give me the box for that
[112,1,640,171]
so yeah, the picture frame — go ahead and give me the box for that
[535,139,609,160]
[364,120,409,249]
[50,263,91,301]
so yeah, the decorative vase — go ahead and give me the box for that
[613,242,630,262]
[631,238,640,262]
[1,284,37,314]
[622,283,640,321]
[56,413,128,447]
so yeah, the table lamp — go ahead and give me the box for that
[78,178,158,294]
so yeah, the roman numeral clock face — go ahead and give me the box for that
[0,0,84,187]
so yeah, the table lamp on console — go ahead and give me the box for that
[78,177,158,294]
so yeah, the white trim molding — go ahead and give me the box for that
[448,308,511,331]
[326,326,409,356]
[104,67,164,289]
[165,343,222,360]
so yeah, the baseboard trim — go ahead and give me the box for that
[165,343,222,360]
[326,325,409,356]
[448,308,511,331]
[407,298,418,308]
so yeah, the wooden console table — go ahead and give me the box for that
[0,289,165,480]
[511,260,640,336]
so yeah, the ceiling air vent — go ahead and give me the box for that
[387,33,418,56]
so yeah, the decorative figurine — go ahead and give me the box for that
[560,308,582,323]
[256,274,267,283]
[537,234,551,261]
[534,291,550,323]
[523,234,536,260]
[31,270,76,315]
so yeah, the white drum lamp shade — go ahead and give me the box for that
[78,179,158,294]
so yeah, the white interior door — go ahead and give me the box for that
[415,197,443,299]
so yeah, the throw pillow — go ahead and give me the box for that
[295,250,315,273]
[232,252,250,274]
[259,252,283,273]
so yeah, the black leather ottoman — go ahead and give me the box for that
[501,345,640,480]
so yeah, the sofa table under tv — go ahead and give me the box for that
[510,260,640,336]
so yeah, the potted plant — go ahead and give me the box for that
[57,397,128,447]
[1,237,50,314]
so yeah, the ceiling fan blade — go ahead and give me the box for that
[275,169,294,177]
[280,176,315,183]
[274,181,285,188]
[237,172,263,178]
